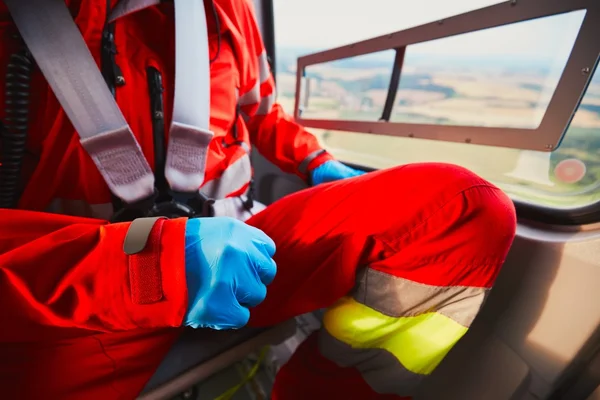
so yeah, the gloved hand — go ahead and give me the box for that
[184,217,277,330]
[310,160,366,186]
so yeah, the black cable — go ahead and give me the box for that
[147,66,169,202]
[0,47,33,208]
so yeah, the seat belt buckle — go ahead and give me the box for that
[179,191,215,218]
[146,190,202,219]
[111,190,216,222]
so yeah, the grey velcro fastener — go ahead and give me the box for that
[123,217,165,255]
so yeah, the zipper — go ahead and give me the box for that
[146,66,168,202]
[101,0,124,95]
[220,105,256,211]
[221,104,244,148]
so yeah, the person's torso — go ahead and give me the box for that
[0,0,253,217]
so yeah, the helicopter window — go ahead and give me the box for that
[273,0,600,212]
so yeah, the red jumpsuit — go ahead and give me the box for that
[0,1,517,399]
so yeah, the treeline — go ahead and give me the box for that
[551,127,600,189]
[306,72,457,99]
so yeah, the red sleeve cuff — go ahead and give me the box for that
[102,218,188,329]
[298,151,335,182]
[306,151,334,173]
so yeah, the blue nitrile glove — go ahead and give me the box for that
[183,217,277,330]
[310,160,366,186]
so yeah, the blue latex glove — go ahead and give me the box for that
[184,217,277,330]
[310,160,366,186]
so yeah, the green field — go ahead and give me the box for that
[277,74,600,209]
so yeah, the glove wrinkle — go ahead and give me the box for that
[310,160,366,186]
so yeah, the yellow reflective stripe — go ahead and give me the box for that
[323,296,468,375]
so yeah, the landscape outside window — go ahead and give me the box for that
[273,0,600,209]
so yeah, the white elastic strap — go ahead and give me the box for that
[111,0,215,192]
[4,0,155,204]
[165,0,214,193]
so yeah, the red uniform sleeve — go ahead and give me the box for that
[0,210,188,343]
[235,0,334,181]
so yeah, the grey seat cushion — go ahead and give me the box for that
[142,321,296,396]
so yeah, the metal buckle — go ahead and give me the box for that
[146,200,197,219]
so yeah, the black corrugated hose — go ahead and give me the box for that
[0,45,33,209]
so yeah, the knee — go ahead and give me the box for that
[433,162,517,241]
[370,162,516,225]
[458,181,517,254]
[421,162,517,246]
[366,162,516,266]
[376,162,490,192]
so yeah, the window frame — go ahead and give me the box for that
[293,0,600,153]
[265,0,600,225]
[342,162,600,226]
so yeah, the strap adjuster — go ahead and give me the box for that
[184,191,215,218]
[111,189,216,222]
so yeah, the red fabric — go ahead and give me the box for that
[247,163,516,327]
[0,211,187,341]
[0,0,330,397]
[248,164,516,400]
[220,0,333,179]
[0,210,187,399]
[246,163,515,399]
[129,218,166,305]
[272,333,407,400]
[0,328,181,399]
[0,1,517,399]
[0,0,327,212]
[0,163,516,399]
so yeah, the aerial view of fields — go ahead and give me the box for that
[275,47,600,208]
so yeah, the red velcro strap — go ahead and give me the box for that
[128,218,165,305]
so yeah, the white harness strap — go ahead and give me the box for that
[4,0,214,203]
[111,0,215,192]
[109,0,161,21]
[167,0,214,193]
